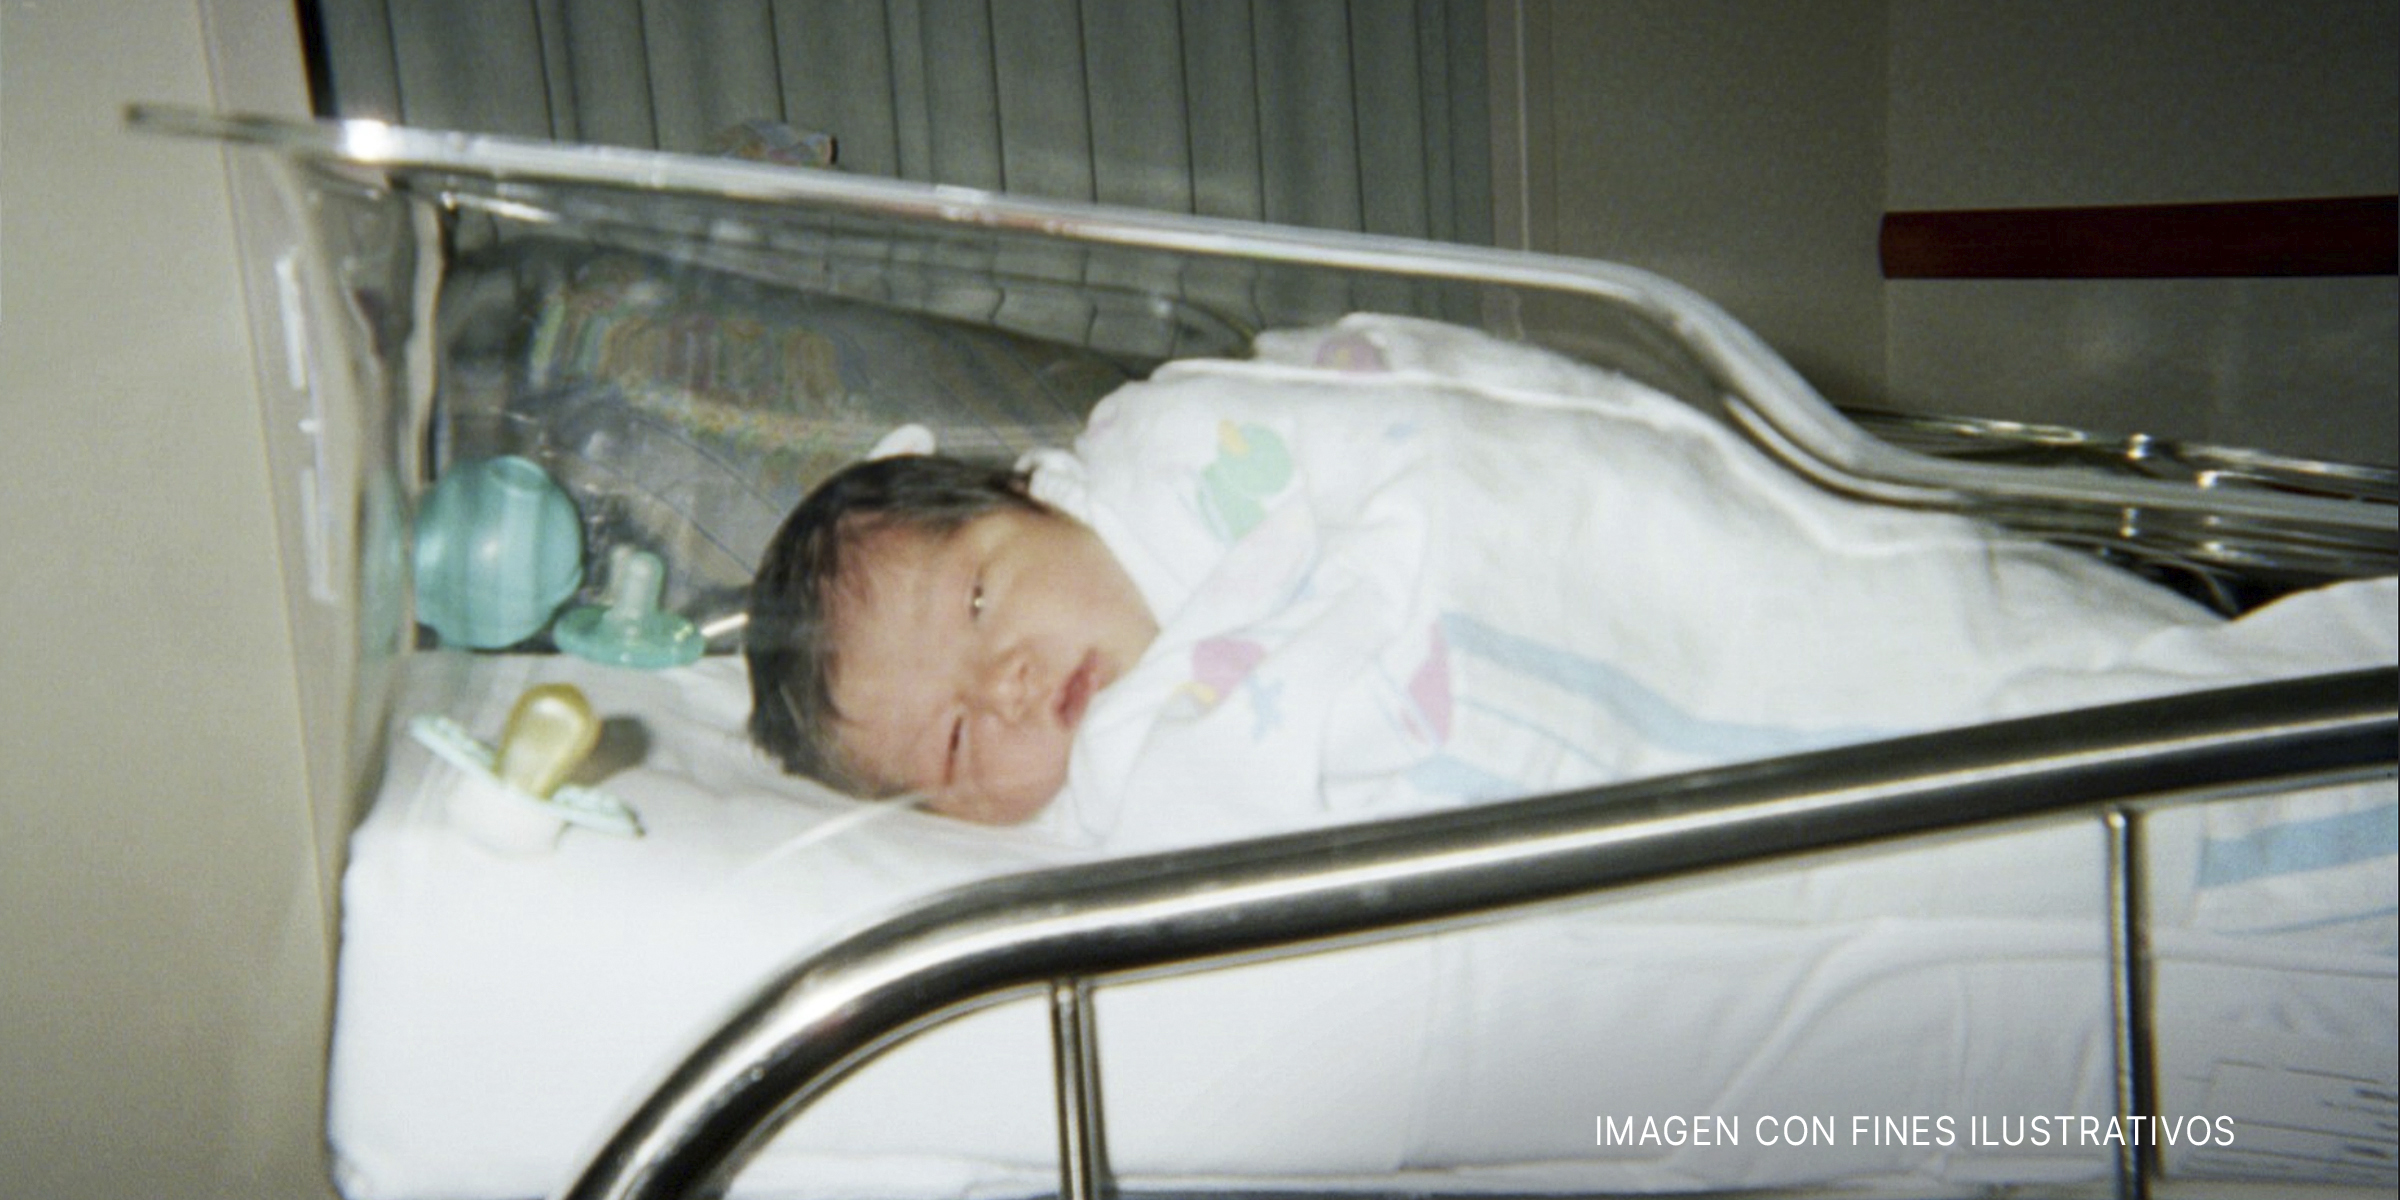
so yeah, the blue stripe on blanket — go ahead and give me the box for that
[2195,803,2399,889]
[1440,613,1891,762]
[1408,753,1529,804]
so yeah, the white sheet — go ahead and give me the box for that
[2143,781,2400,1187]
[330,654,2395,1199]
[330,654,2115,1199]
[330,317,2399,1198]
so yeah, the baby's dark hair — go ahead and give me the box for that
[745,453,1045,794]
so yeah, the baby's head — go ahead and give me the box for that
[746,454,1157,824]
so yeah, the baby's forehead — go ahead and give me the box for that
[832,514,961,591]
[821,520,966,795]
[824,515,985,661]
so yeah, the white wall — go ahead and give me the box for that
[0,1,333,1196]
[1493,0,1891,406]
[1886,0,2399,464]
[1496,0,2396,466]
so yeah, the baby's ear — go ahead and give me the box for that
[867,423,937,460]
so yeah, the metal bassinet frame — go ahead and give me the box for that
[559,669,2397,1200]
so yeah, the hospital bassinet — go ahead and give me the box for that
[132,107,2397,1200]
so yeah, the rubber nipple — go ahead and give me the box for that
[495,683,600,799]
[406,682,641,843]
[554,546,704,669]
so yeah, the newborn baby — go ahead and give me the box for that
[746,316,2394,852]
[744,454,1157,824]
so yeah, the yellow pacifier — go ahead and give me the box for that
[409,682,642,853]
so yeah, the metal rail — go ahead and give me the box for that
[2104,807,2156,1200]
[556,666,2397,1200]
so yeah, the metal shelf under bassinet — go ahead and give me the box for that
[559,667,2398,1200]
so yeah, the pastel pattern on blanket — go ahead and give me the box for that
[1406,612,1895,804]
[1044,314,2397,855]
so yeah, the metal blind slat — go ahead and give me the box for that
[1179,0,1264,222]
[392,0,552,138]
[1415,0,1455,242]
[313,0,403,122]
[530,0,580,142]
[919,1,1004,189]
[1084,0,1193,213]
[638,0,782,151]
[884,0,935,181]
[1353,0,1430,238]
[312,0,1490,244]
[772,0,901,176]
[1440,0,1493,250]
[556,0,657,148]
[992,0,1094,200]
[1252,0,1363,231]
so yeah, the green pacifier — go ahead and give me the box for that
[554,546,704,670]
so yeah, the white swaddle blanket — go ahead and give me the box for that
[1020,315,2394,854]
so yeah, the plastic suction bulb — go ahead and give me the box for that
[412,455,584,649]
[554,547,704,669]
[494,683,600,800]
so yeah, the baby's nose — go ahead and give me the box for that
[973,647,1038,723]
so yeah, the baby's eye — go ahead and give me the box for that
[944,714,964,778]
[968,580,986,621]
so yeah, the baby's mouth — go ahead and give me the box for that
[1056,651,1100,729]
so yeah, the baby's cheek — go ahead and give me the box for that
[968,727,1072,822]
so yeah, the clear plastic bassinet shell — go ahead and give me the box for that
[126,103,2398,833]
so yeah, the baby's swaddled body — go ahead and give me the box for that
[1018,316,2387,853]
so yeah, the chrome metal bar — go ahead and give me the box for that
[554,667,2396,1200]
[1050,978,1111,1200]
[2105,808,2156,1200]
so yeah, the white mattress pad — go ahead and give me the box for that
[329,649,2391,1199]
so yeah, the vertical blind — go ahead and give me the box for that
[305,0,1492,246]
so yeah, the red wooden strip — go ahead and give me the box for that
[1880,196,2397,279]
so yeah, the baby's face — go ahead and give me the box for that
[828,506,1157,823]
